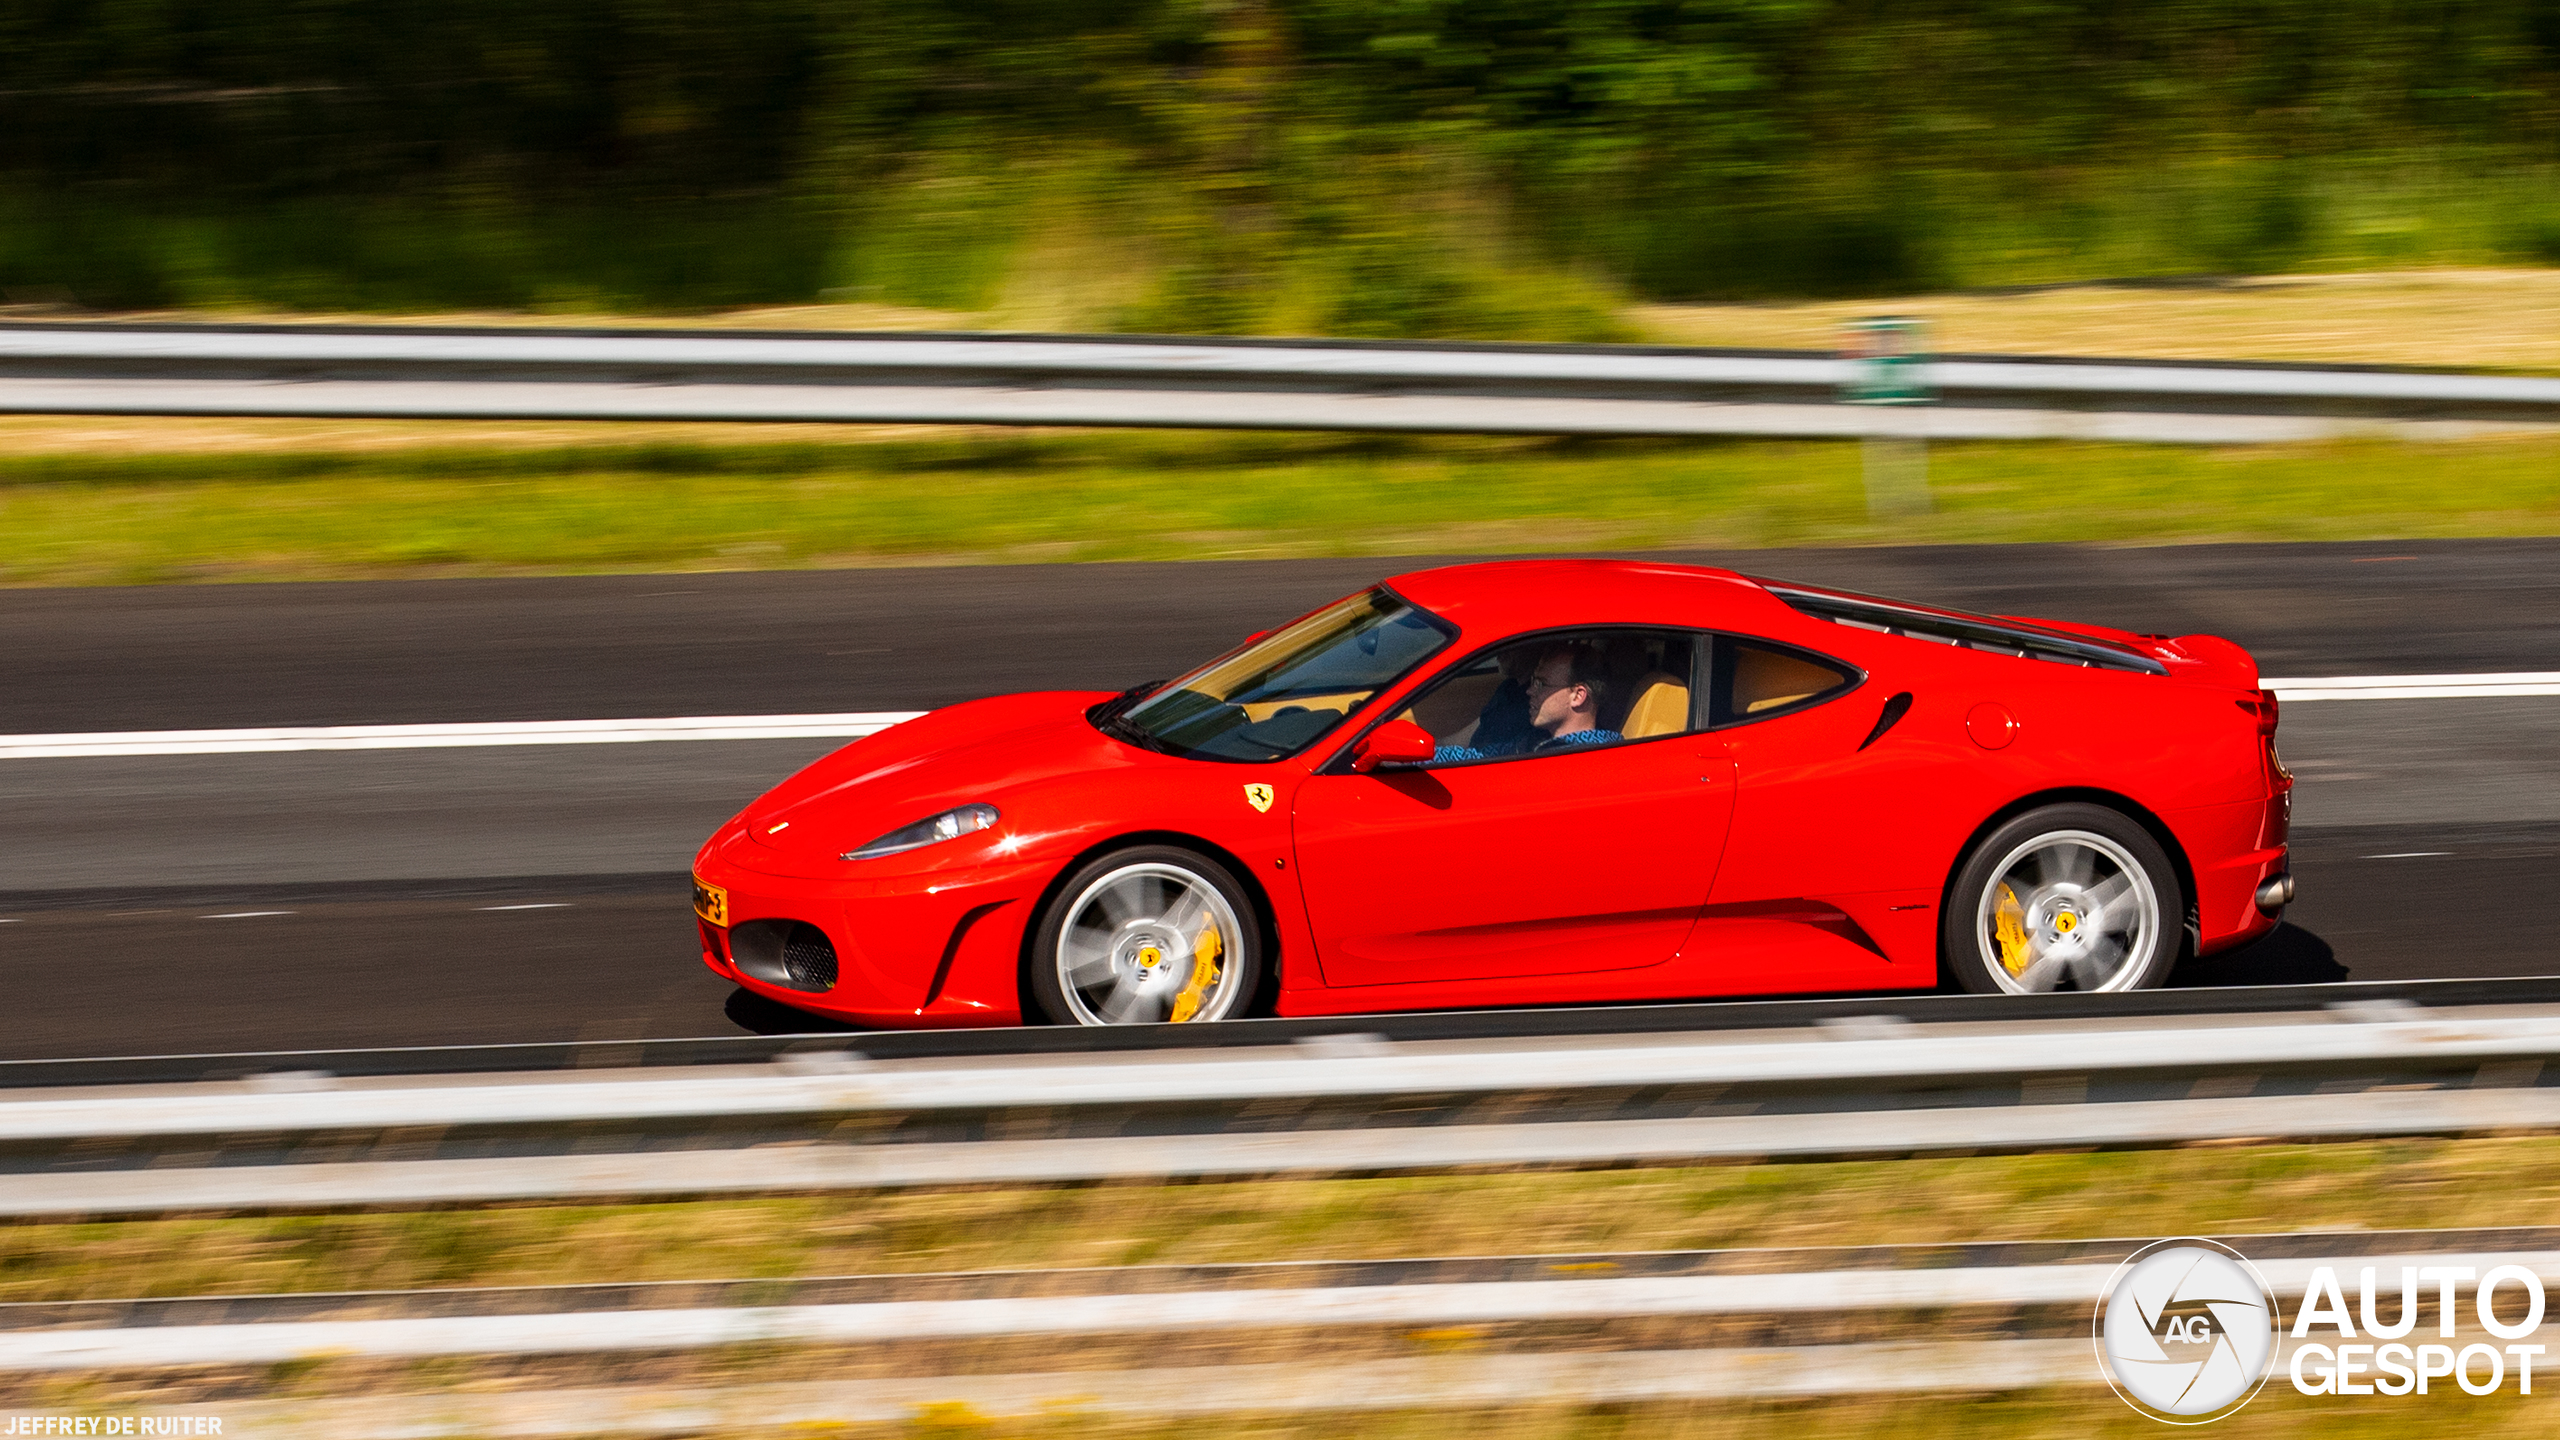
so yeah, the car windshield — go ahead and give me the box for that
[1108,589,1450,761]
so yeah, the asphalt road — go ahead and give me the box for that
[3,537,2556,1059]
[6,536,2557,734]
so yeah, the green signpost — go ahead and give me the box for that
[1843,316,1932,405]
[1842,316,1933,516]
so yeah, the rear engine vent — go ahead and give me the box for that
[1763,585,2167,676]
[728,919,840,993]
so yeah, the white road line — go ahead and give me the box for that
[2265,671,2560,701]
[478,904,572,911]
[0,712,923,759]
[0,670,2547,760]
[201,911,293,920]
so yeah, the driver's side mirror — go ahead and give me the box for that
[1351,719,1435,773]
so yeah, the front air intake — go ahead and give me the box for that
[728,919,840,993]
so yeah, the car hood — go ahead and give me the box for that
[720,690,1125,872]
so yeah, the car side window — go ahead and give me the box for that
[1387,629,1703,767]
[1710,637,1856,726]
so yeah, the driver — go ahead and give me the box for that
[1435,642,1619,761]
[1522,642,1617,749]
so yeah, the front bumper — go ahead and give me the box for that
[690,850,1051,1027]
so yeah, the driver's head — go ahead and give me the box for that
[1526,642,1606,736]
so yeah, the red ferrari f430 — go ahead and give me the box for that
[692,561,2294,1028]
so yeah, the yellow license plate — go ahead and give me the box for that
[692,876,729,927]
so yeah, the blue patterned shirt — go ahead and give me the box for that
[1433,727,1621,764]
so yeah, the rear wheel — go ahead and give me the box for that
[1943,804,2182,995]
[1029,846,1261,1025]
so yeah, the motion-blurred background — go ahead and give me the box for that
[9,0,2560,329]
[3,6,2560,1439]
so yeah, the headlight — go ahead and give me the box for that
[843,804,1000,860]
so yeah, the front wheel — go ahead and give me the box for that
[1028,846,1262,1025]
[1943,804,2183,995]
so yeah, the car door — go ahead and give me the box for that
[1686,634,1959,991]
[1290,628,1736,986]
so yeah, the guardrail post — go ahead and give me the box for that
[1843,317,1933,517]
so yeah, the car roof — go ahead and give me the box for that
[1384,558,2175,677]
[1380,559,1794,638]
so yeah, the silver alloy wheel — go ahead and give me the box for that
[1054,861,1248,1025]
[1972,829,2162,994]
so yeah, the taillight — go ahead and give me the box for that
[2238,689,2279,735]
[2249,687,2290,787]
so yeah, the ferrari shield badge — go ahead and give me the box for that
[1243,783,1275,813]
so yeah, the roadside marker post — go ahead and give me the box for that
[1843,317,1933,516]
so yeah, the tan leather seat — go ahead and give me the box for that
[1734,647,1843,714]
[1620,671,1690,738]
[1402,669,1502,740]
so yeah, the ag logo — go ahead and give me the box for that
[1243,784,1275,813]
[2096,1239,2280,1423]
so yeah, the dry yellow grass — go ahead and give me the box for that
[5,1136,2553,1303]
[15,1380,2539,1438]
[1633,267,2560,371]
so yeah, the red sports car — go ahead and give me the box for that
[692,560,2294,1028]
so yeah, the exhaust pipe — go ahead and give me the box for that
[2255,873,2296,915]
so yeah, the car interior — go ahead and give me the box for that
[1728,643,1851,717]
[1394,630,1701,756]
[1390,631,1857,759]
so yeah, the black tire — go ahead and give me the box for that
[1028,845,1265,1026]
[1942,803,2183,995]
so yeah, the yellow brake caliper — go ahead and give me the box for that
[1993,883,2032,977]
[1168,926,1225,1023]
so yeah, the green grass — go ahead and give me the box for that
[1,430,2554,586]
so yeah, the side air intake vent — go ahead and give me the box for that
[728,919,840,993]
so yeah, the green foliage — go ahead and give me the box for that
[0,193,836,313]
[4,1,2560,321]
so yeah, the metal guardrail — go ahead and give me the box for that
[6,974,2555,1091]
[15,1228,2560,1436]
[5,1000,2559,1217]
[5,322,2558,442]
[17,1006,2560,1144]
[11,1238,2553,1370]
